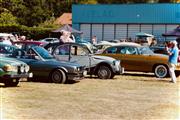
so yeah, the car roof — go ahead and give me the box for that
[112,42,141,47]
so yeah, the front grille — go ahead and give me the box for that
[17,66,21,74]
[17,64,25,74]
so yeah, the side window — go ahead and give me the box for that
[54,45,70,55]
[105,47,117,54]
[119,46,137,55]
[71,45,87,56]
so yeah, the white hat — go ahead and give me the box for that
[171,40,177,45]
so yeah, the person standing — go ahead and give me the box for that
[91,36,97,45]
[166,41,179,83]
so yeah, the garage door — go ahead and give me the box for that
[128,24,140,40]
[166,25,178,41]
[115,24,127,40]
[153,25,166,39]
[103,24,114,41]
[141,25,153,35]
[80,24,91,42]
[92,24,103,42]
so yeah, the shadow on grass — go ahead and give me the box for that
[0,84,21,88]
[122,72,155,78]
[22,78,80,85]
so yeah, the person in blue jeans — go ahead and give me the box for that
[166,40,179,83]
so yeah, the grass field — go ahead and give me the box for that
[0,72,180,120]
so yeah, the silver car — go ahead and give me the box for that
[51,43,124,79]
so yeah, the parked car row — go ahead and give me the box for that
[0,41,124,86]
[1,39,179,86]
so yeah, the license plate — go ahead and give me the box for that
[13,79,17,82]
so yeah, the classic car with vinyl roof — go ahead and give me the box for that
[99,42,180,78]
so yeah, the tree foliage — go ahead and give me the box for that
[0,0,179,27]
[0,12,17,24]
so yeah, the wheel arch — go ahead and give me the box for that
[49,67,68,79]
[94,62,113,75]
[152,63,169,72]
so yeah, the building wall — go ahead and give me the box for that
[72,4,180,42]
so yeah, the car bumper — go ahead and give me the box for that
[2,73,33,79]
[67,71,87,80]
[115,67,124,75]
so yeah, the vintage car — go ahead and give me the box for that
[93,41,116,54]
[99,42,180,78]
[10,46,86,83]
[0,56,32,86]
[51,43,123,79]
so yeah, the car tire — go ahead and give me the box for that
[110,73,115,79]
[97,65,112,79]
[4,79,19,87]
[154,64,168,78]
[51,69,66,83]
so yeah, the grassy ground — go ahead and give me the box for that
[0,72,180,120]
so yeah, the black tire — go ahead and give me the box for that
[110,73,115,79]
[154,64,168,78]
[51,69,66,83]
[97,65,112,79]
[4,79,19,87]
[175,71,180,77]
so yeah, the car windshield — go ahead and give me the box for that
[0,44,16,54]
[138,46,154,55]
[33,46,54,59]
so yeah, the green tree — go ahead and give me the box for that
[0,11,18,24]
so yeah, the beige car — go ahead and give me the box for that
[99,42,180,78]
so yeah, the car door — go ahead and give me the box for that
[53,44,70,62]
[117,46,148,71]
[69,45,90,68]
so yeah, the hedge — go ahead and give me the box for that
[0,24,56,40]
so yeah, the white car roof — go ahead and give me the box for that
[113,42,141,47]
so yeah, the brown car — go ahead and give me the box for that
[99,42,180,78]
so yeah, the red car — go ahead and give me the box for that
[13,41,47,51]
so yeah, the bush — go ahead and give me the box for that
[0,24,56,40]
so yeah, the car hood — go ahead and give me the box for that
[91,55,116,61]
[0,56,26,65]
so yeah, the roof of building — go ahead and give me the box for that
[72,4,180,24]
[54,13,72,25]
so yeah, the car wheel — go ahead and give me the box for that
[97,65,112,79]
[154,65,168,78]
[4,79,19,87]
[51,69,66,83]
[110,73,115,79]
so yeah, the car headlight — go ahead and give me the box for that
[77,67,80,71]
[3,64,17,72]
[113,60,120,66]
[24,65,30,73]
[20,66,25,73]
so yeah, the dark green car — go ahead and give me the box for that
[0,56,33,86]
[10,46,86,83]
